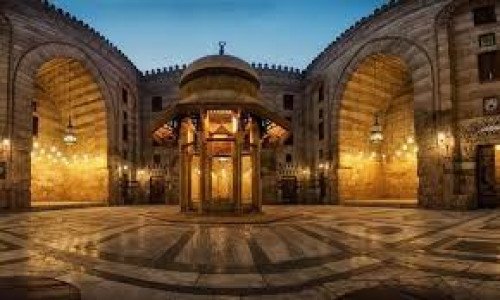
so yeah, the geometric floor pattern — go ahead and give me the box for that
[0,205,498,299]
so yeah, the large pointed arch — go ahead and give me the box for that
[10,42,119,206]
[330,36,442,207]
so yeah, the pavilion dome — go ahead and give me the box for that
[180,54,259,87]
[179,53,261,101]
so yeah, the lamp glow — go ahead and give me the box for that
[437,132,446,146]
[2,138,10,149]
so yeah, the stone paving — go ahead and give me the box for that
[0,205,498,299]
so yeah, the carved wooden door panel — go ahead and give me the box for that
[477,146,499,208]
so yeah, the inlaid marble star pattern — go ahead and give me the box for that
[0,206,498,299]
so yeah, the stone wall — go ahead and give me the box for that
[0,0,140,208]
[304,0,457,208]
[3,0,500,210]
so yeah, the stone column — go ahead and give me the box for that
[234,112,242,213]
[179,120,187,212]
[199,111,207,214]
[251,121,262,212]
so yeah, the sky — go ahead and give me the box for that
[50,0,386,71]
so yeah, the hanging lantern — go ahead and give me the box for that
[369,114,383,144]
[63,116,77,145]
[63,61,77,146]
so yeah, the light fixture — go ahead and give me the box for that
[402,144,408,151]
[63,61,77,145]
[496,145,500,151]
[437,132,447,147]
[63,116,77,145]
[369,58,384,144]
[407,136,414,144]
[1,138,10,150]
[369,114,384,144]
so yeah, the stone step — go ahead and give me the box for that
[341,199,418,209]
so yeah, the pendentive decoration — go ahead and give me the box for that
[63,60,77,146]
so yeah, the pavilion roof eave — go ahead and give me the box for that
[151,102,292,136]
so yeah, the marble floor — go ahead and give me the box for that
[0,205,498,299]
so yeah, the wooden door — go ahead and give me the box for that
[477,146,499,208]
[149,176,165,204]
[281,176,298,204]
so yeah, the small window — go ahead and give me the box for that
[122,88,128,104]
[153,154,161,165]
[478,51,500,82]
[122,124,128,142]
[122,150,128,160]
[474,6,497,26]
[319,149,323,160]
[285,134,294,146]
[32,101,37,113]
[318,84,324,102]
[318,122,324,140]
[479,33,496,47]
[283,94,294,110]
[152,96,163,112]
[152,139,160,147]
[286,117,292,124]
[32,116,39,137]
[123,111,128,121]
[285,154,293,163]
[319,109,323,119]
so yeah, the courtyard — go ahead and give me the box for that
[0,205,498,299]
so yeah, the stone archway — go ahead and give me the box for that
[30,58,109,204]
[331,37,440,207]
[10,43,117,207]
[337,54,418,204]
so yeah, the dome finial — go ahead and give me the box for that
[218,41,227,55]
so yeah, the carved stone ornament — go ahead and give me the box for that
[458,116,500,142]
